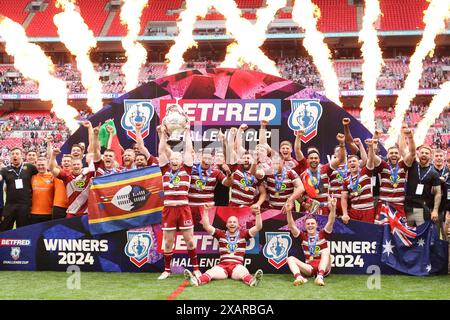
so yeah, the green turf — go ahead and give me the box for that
[0,272,448,300]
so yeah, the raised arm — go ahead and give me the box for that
[134,122,151,159]
[365,139,375,170]
[402,127,416,167]
[330,133,346,169]
[354,138,367,168]
[183,124,194,166]
[294,129,305,161]
[236,124,248,159]
[342,118,359,155]
[158,126,170,165]
[249,209,263,237]
[372,130,383,168]
[48,147,61,177]
[92,123,102,162]
[82,121,94,154]
[220,163,234,187]
[201,204,215,234]
[324,196,337,233]
[286,209,300,237]
[46,134,53,159]
[227,127,238,165]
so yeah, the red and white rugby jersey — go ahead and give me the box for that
[284,157,300,172]
[161,164,192,207]
[300,163,331,205]
[212,228,251,265]
[57,166,96,216]
[376,160,407,205]
[188,164,227,207]
[265,169,299,210]
[292,157,308,175]
[94,159,122,176]
[327,164,348,198]
[299,229,331,262]
[343,166,374,210]
[229,164,262,207]
[147,154,159,166]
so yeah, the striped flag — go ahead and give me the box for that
[88,165,164,235]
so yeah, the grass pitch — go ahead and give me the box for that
[0,272,449,300]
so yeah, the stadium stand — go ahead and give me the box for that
[0,0,30,24]
[379,0,428,31]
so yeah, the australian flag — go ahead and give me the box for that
[380,203,448,276]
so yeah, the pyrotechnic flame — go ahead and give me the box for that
[216,0,280,76]
[0,16,79,132]
[221,0,286,74]
[292,0,342,106]
[54,0,103,113]
[414,81,450,145]
[120,0,148,92]
[385,0,450,148]
[358,0,383,134]
[166,0,212,75]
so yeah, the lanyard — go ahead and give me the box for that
[349,172,360,192]
[307,168,320,188]
[389,162,399,183]
[274,168,286,192]
[226,230,240,254]
[198,163,212,185]
[417,165,432,183]
[308,233,319,257]
[12,163,24,179]
[337,164,348,181]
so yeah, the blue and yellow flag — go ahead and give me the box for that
[88,166,164,235]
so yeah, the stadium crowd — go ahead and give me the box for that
[0,116,449,284]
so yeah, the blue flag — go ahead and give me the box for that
[381,218,448,276]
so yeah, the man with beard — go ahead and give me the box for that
[405,145,441,227]
[285,197,337,286]
[373,127,416,219]
[299,133,346,215]
[188,149,233,225]
[341,139,376,224]
[121,149,136,171]
[228,151,267,214]
[49,123,102,218]
[158,124,200,280]
[0,147,38,230]
[433,149,449,238]
[184,204,263,287]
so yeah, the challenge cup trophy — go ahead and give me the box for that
[162,102,190,146]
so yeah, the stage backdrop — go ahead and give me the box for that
[61,68,385,162]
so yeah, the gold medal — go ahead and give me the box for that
[168,183,174,189]
[245,187,249,191]
[309,256,314,262]
[352,191,359,197]
[315,189,320,194]
[393,183,398,188]
[275,192,279,198]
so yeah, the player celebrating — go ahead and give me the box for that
[158,124,200,280]
[285,197,337,286]
[184,204,263,287]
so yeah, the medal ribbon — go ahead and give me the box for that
[337,163,348,181]
[307,168,321,189]
[349,173,360,193]
[243,171,255,188]
[389,162,399,184]
[198,163,212,187]
[11,163,24,179]
[274,168,286,193]
[226,230,240,254]
[169,168,180,184]
[308,233,319,258]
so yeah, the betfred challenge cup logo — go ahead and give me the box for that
[263,232,292,269]
[10,247,21,261]
[121,99,155,141]
[124,231,153,268]
[288,99,323,143]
